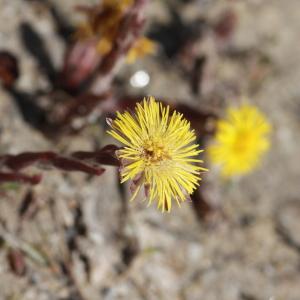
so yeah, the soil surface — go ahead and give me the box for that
[0,0,300,299]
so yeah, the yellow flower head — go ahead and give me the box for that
[208,104,271,178]
[103,0,134,10]
[75,0,155,62]
[127,37,157,63]
[76,0,133,55]
[108,97,206,212]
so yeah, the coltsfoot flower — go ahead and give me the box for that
[76,0,155,63]
[76,0,133,54]
[208,103,271,178]
[127,37,157,64]
[107,97,206,212]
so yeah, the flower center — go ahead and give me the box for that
[143,139,170,164]
[233,131,256,154]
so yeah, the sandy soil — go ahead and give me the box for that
[0,0,300,299]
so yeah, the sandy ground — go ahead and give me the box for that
[0,0,300,299]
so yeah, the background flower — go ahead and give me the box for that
[208,104,271,177]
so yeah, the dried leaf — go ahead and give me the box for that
[18,189,39,221]
[0,51,19,88]
[191,188,214,222]
[7,248,26,276]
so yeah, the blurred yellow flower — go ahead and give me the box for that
[127,37,157,63]
[103,0,134,10]
[76,0,132,55]
[75,0,155,62]
[108,97,206,212]
[208,104,271,178]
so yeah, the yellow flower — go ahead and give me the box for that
[76,1,155,60]
[126,37,157,63]
[208,104,271,177]
[107,97,206,212]
[103,0,134,11]
[76,0,133,55]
